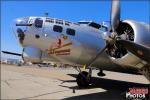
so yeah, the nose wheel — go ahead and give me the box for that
[75,66,92,87]
[76,71,91,87]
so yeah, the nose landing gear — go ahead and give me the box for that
[75,66,106,87]
[75,66,92,87]
[76,71,91,87]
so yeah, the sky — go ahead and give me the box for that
[1,0,149,59]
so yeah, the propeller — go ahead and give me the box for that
[86,0,121,67]
[116,40,150,62]
[110,0,120,32]
[86,0,149,67]
[86,45,109,67]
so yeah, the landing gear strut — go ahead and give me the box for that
[75,67,92,87]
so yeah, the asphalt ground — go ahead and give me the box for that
[1,64,149,100]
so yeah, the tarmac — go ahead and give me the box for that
[1,64,149,100]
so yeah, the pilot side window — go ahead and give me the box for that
[55,19,63,25]
[66,28,75,36]
[35,18,43,28]
[53,25,63,33]
[65,21,72,26]
[46,18,54,23]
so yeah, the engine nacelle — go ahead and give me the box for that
[109,20,149,69]
[124,20,150,47]
[22,46,42,63]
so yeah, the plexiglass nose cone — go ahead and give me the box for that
[17,28,25,44]
[12,17,29,44]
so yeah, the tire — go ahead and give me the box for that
[76,71,91,87]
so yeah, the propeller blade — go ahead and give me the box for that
[85,0,121,68]
[86,45,108,67]
[116,40,150,62]
[111,0,120,32]
[2,51,22,56]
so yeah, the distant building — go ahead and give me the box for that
[1,58,23,65]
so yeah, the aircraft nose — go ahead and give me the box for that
[12,17,30,44]
[16,28,25,44]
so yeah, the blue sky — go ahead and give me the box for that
[1,0,149,59]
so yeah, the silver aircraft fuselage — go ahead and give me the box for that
[13,17,148,73]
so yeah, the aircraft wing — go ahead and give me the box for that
[2,51,22,56]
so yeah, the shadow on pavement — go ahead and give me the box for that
[60,74,149,100]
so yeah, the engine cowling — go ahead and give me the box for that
[22,46,42,63]
[108,20,150,68]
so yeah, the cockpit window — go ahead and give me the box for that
[46,18,54,23]
[73,23,80,26]
[56,19,63,25]
[35,18,43,28]
[89,22,101,29]
[65,21,72,26]
[78,21,90,24]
